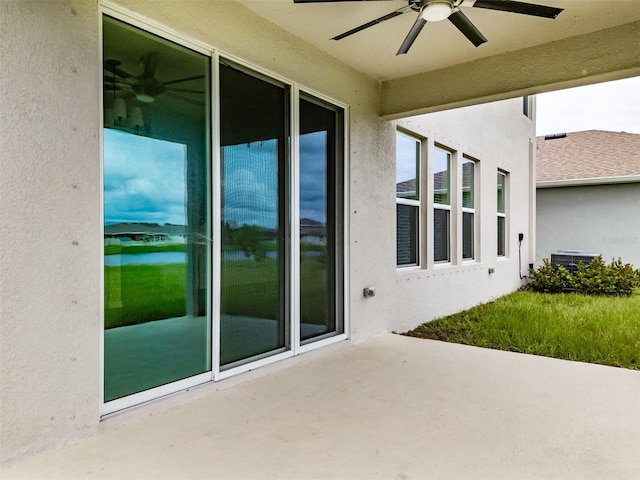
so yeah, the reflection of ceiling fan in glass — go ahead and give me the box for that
[294,0,563,55]
[104,53,205,105]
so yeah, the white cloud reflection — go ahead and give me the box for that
[103,129,186,225]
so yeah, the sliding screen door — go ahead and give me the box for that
[299,96,344,343]
[219,62,289,367]
[103,17,211,402]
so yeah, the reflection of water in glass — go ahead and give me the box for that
[104,251,186,266]
[104,250,288,266]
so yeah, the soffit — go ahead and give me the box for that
[243,0,640,82]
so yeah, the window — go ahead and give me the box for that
[395,136,479,268]
[433,147,451,263]
[396,132,420,266]
[462,158,475,260]
[497,171,507,257]
[523,96,531,117]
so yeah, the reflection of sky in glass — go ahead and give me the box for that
[104,129,186,225]
[434,147,450,205]
[105,130,329,230]
[497,172,506,213]
[396,133,418,185]
[223,140,278,229]
[434,147,450,176]
[462,160,474,209]
[300,132,327,224]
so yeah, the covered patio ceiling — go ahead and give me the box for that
[243,0,640,118]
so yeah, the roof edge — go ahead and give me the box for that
[537,175,640,188]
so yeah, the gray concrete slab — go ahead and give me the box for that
[3,334,639,479]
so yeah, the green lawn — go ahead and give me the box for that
[404,290,640,370]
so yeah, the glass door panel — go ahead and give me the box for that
[103,16,211,402]
[299,97,343,343]
[219,62,289,367]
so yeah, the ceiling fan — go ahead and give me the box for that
[104,53,205,105]
[293,0,563,55]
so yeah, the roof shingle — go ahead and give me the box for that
[536,130,640,182]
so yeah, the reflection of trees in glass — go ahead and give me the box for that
[223,222,272,261]
[235,224,266,261]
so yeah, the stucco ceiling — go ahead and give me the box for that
[243,0,640,82]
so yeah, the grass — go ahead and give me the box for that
[105,257,328,329]
[404,290,640,370]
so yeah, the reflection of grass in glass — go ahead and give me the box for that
[105,258,329,329]
[300,257,328,325]
[104,243,187,255]
[221,257,328,325]
[221,259,280,320]
[104,264,187,329]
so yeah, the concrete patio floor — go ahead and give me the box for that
[3,334,639,479]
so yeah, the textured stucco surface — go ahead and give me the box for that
[536,183,640,267]
[0,0,102,461]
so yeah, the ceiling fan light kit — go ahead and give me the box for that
[294,0,563,55]
[421,1,454,22]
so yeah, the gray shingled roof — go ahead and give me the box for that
[536,130,640,182]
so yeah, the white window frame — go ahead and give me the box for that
[395,131,421,268]
[461,157,477,262]
[497,170,508,258]
[433,146,452,264]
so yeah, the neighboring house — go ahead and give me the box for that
[104,223,187,243]
[536,130,640,267]
[1,0,637,465]
[300,218,326,245]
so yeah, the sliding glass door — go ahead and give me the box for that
[103,16,211,402]
[103,12,345,409]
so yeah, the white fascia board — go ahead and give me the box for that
[536,175,640,189]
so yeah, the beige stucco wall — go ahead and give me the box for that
[0,0,103,461]
[536,183,640,267]
[1,0,532,462]
[392,100,536,332]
